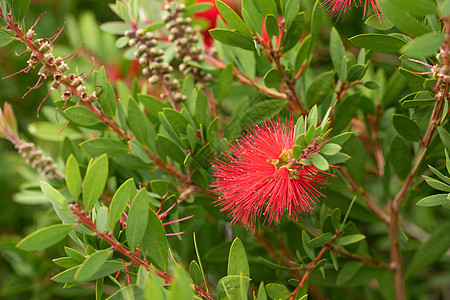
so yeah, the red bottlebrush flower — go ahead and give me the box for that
[323,0,382,19]
[211,119,330,229]
[194,0,220,47]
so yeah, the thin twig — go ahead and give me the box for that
[205,54,288,100]
[289,231,342,300]
[329,245,392,269]
[340,168,390,224]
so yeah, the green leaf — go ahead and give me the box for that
[265,15,279,38]
[406,222,450,277]
[309,153,329,171]
[162,108,189,135]
[95,205,109,234]
[64,106,100,126]
[284,0,300,27]
[74,249,112,281]
[257,282,268,300]
[217,65,234,102]
[330,27,346,81]
[157,134,186,164]
[142,208,168,270]
[189,261,203,286]
[128,97,148,144]
[216,0,250,36]
[336,234,366,246]
[127,189,149,251]
[349,34,406,53]
[109,178,136,225]
[40,182,78,225]
[320,143,342,156]
[95,67,116,119]
[265,283,290,300]
[400,70,428,93]
[228,238,250,277]
[210,28,255,51]
[144,21,165,32]
[66,155,81,201]
[241,0,262,34]
[440,0,450,15]
[281,12,305,53]
[392,114,421,142]
[308,233,333,248]
[336,261,363,285]
[186,2,213,13]
[80,138,129,158]
[129,140,152,164]
[217,275,251,300]
[347,64,366,82]
[11,0,30,21]
[16,224,75,251]
[389,136,412,180]
[295,35,311,69]
[364,81,380,89]
[115,36,129,48]
[365,15,393,30]
[308,0,323,58]
[52,261,127,283]
[306,70,334,108]
[399,90,435,107]
[53,257,79,268]
[328,132,353,146]
[254,0,277,17]
[392,0,437,16]
[302,230,315,260]
[416,194,449,207]
[169,267,195,300]
[263,68,283,88]
[136,265,149,289]
[379,0,430,36]
[100,21,129,34]
[437,127,450,152]
[401,32,445,58]
[83,154,109,210]
[422,176,450,192]
[428,165,450,185]
[0,29,14,47]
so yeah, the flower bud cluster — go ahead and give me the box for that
[125,28,186,102]
[3,12,99,107]
[15,140,61,179]
[162,2,213,83]
[0,101,61,179]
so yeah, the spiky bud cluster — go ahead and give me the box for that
[2,12,99,108]
[1,101,61,180]
[126,28,186,102]
[15,140,61,179]
[162,2,213,83]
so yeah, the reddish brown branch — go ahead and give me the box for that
[205,54,288,100]
[289,231,342,300]
[69,204,214,300]
[340,168,390,224]
[329,245,392,269]
[366,104,385,177]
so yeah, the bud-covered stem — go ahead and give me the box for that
[69,204,214,300]
[1,13,130,141]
